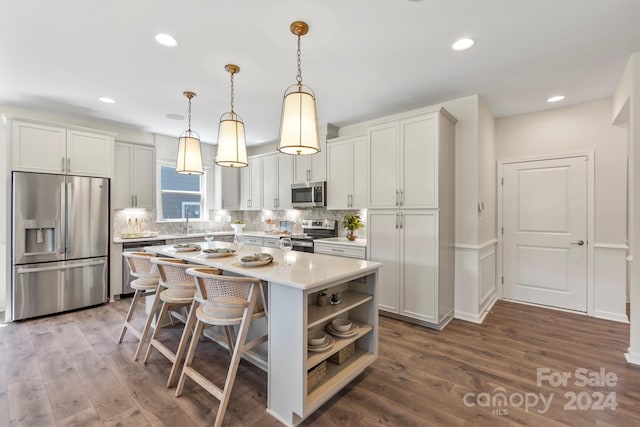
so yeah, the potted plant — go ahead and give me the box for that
[316,289,329,307]
[231,220,245,234]
[341,214,363,241]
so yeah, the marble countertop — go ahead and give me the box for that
[113,231,233,244]
[313,237,367,247]
[144,241,381,291]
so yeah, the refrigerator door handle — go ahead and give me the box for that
[60,181,66,255]
[16,259,106,274]
[66,181,73,254]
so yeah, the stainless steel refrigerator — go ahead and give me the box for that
[11,171,109,320]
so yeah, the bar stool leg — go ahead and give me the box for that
[176,319,205,397]
[167,299,198,388]
[143,299,171,364]
[133,284,163,360]
[117,288,144,343]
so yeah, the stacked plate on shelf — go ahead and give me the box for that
[308,331,335,353]
[326,318,359,338]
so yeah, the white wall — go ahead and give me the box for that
[478,98,496,244]
[496,98,627,244]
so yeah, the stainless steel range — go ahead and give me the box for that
[290,219,337,253]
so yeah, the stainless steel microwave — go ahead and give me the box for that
[291,182,326,208]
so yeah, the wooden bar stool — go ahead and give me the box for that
[176,268,268,427]
[132,257,187,361]
[141,259,219,385]
[117,252,159,346]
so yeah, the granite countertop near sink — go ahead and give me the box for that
[313,237,367,247]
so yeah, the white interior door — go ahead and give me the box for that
[503,156,588,312]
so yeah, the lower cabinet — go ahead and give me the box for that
[368,209,454,329]
[313,242,366,260]
[244,236,264,247]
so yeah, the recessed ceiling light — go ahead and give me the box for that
[451,37,476,51]
[546,95,565,103]
[155,33,178,47]
[166,113,185,120]
[98,97,115,104]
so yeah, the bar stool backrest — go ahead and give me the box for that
[152,258,218,290]
[123,252,158,279]
[187,267,263,320]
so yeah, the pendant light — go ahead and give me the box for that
[278,21,320,156]
[176,91,203,175]
[215,64,248,168]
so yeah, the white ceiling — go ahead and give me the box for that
[1,0,639,145]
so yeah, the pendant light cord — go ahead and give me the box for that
[230,71,235,113]
[187,95,192,131]
[296,34,303,88]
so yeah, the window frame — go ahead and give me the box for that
[156,161,210,222]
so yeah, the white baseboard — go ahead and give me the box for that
[593,309,629,323]
[455,295,497,324]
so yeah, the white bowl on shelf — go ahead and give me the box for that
[308,330,327,346]
[331,318,353,332]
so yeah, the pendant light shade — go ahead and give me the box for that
[278,21,320,156]
[216,64,248,168]
[176,91,203,175]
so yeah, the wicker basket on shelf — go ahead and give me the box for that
[307,361,327,393]
[329,342,355,365]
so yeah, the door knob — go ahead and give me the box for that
[571,240,585,246]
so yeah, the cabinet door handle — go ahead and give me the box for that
[395,212,399,229]
[131,195,134,206]
[399,189,404,206]
[67,157,71,172]
[61,158,65,172]
[331,248,345,253]
[135,195,138,207]
[399,212,403,229]
[395,190,399,206]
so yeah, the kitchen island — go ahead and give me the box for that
[144,241,381,426]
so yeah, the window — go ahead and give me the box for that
[159,165,206,220]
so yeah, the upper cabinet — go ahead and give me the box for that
[292,123,338,184]
[368,109,455,209]
[11,119,114,177]
[213,165,240,210]
[113,142,155,209]
[262,153,293,210]
[326,136,368,210]
[240,157,263,210]
[293,136,327,183]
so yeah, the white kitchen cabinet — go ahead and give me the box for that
[314,241,366,260]
[213,165,240,210]
[113,142,155,209]
[293,136,327,183]
[240,157,263,210]
[326,135,367,209]
[263,236,281,248]
[263,153,293,210]
[368,108,455,209]
[244,236,264,247]
[11,119,114,177]
[368,210,453,328]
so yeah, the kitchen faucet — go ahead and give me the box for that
[184,207,191,234]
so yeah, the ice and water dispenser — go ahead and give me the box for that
[22,219,56,255]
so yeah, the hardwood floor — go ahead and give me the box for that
[0,300,637,426]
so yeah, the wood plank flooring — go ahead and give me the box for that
[0,300,638,426]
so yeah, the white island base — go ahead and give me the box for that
[145,242,380,426]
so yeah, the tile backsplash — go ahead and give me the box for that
[113,208,367,238]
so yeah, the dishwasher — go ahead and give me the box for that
[122,240,166,296]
